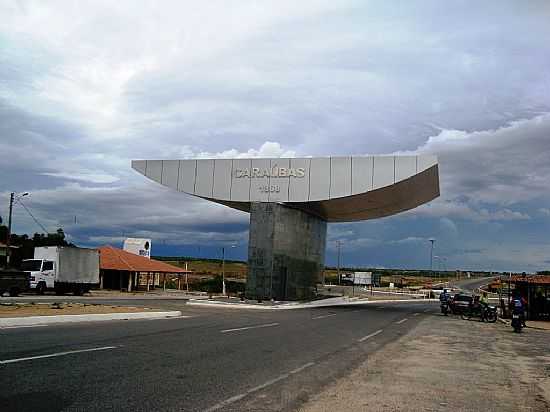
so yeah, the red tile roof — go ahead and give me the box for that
[99,245,190,273]
[511,274,550,285]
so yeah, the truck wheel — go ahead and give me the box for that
[36,282,46,295]
[74,286,83,296]
[9,287,20,297]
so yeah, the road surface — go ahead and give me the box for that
[450,276,494,292]
[1,299,439,412]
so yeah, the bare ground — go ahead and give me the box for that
[0,302,155,317]
[298,314,550,412]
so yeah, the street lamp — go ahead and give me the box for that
[4,192,28,268]
[336,240,343,285]
[221,244,237,297]
[428,238,436,274]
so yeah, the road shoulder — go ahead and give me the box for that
[298,314,550,412]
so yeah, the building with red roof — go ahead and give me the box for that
[98,245,191,291]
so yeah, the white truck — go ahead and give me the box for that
[21,246,100,295]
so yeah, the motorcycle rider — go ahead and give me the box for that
[479,291,489,321]
[440,289,451,314]
[510,291,526,328]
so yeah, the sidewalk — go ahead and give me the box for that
[298,314,550,412]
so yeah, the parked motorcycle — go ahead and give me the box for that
[461,304,497,323]
[511,312,523,333]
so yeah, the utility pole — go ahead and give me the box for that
[185,261,189,292]
[336,240,342,285]
[220,244,237,298]
[4,192,14,269]
[429,239,435,276]
[221,247,226,296]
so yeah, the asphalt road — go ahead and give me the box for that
[449,276,494,292]
[0,300,439,412]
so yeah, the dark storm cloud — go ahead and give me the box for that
[1,0,550,271]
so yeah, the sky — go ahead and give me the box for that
[1,0,550,272]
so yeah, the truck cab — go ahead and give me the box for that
[21,258,55,294]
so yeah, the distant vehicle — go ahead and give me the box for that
[21,246,99,295]
[450,294,473,314]
[0,270,30,297]
[340,273,355,285]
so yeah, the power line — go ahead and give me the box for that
[15,199,49,233]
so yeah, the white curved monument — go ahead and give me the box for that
[132,155,439,300]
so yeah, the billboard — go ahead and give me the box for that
[354,272,372,285]
[123,238,151,259]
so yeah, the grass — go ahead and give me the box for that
[160,259,248,280]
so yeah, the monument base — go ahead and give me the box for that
[246,203,327,301]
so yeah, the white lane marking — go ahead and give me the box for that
[423,309,430,313]
[311,313,337,320]
[289,361,315,375]
[413,313,420,317]
[204,362,315,412]
[0,324,48,330]
[221,322,279,333]
[147,315,190,320]
[0,346,118,365]
[395,318,408,325]
[358,329,383,342]
[376,306,384,310]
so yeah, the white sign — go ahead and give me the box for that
[354,271,372,285]
[123,238,151,259]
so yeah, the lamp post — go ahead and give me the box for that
[5,192,28,268]
[221,244,237,297]
[336,240,342,285]
[429,238,435,274]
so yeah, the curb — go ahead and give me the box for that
[187,298,439,310]
[0,311,183,327]
[496,318,549,331]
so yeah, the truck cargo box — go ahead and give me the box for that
[34,246,99,285]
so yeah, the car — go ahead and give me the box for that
[450,293,473,314]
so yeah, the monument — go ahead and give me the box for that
[132,155,439,300]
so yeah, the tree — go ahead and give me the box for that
[1,227,72,267]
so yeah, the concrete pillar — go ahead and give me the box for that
[128,272,133,292]
[246,203,327,301]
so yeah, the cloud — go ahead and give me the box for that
[1,1,550,272]
[195,141,296,159]
[413,114,550,206]
[41,172,120,184]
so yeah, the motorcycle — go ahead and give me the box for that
[440,301,450,316]
[511,312,523,333]
[461,304,497,323]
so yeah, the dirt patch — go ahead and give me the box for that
[298,315,550,412]
[0,302,156,317]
